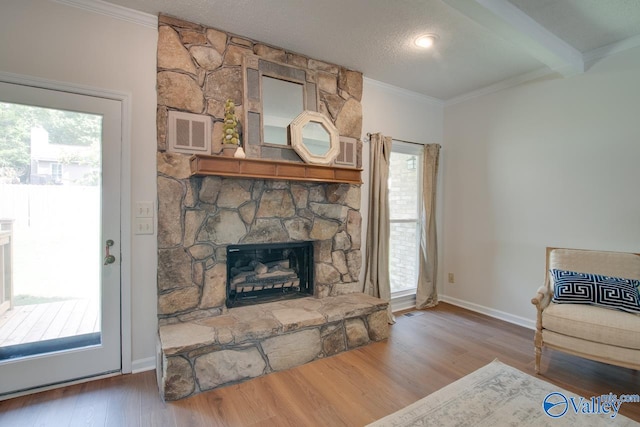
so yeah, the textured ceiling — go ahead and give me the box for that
[101,0,640,101]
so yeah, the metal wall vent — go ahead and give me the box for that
[168,111,211,154]
[335,136,356,167]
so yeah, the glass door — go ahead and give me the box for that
[0,81,121,396]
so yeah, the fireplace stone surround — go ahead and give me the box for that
[155,15,389,401]
[157,176,366,321]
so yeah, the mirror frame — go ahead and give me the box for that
[289,111,340,165]
[242,54,319,161]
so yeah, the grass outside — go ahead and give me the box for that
[12,294,73,306]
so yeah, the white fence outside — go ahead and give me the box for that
[0,184,100,299]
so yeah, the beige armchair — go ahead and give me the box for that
[531,247,640,373]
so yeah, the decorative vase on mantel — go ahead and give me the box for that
[221,98,240,157]
[222,143,237,157]
[234,146,246,158]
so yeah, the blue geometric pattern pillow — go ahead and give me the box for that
[551,269,640,314]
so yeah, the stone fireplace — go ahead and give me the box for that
[155,15,389,401]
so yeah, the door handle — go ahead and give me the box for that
[104,239,116,265]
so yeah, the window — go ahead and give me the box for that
[51,162,63,182]
[388,141,423,296]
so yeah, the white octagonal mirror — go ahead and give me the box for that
[289,111,339,165]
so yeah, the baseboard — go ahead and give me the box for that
[439,295,536,330]
[0,371,120,401]
[131,357,156,374]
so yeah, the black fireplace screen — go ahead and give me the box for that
[226,241,314,308]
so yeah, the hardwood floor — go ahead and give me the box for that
[0,302,638,426]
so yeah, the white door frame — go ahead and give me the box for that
[0,71,133,375]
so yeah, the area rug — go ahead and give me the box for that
[367,360,639,426]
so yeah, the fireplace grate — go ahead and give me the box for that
[226,241,313,308]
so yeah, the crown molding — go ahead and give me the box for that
[583,34,640,65]
[444,33,640,107]
[363,77,444,107]
[53,0,157,29]
[444,67,556,107]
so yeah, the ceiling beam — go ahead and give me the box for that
[443,0,584,76]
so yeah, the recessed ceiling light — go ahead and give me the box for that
[415,34,438,49]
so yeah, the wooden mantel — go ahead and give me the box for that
[190,155,362,185]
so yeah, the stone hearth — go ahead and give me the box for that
[158,293,389,400]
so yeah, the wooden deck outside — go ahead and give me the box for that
[0,299,99,348]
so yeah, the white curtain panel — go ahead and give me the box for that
[416,144,441,309]
[363,133,395,323]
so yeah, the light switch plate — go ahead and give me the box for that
[135,201,154,218]
[134,218,154,235]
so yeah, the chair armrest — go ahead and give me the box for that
[532,286,551,332]
[531,286,551,311]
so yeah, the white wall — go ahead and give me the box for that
[0,0,159,369]
[442,47,640,327]
[360,79,445,299]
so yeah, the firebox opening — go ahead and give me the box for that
[226,241,314,308]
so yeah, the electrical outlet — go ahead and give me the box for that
[448,273,455,284]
